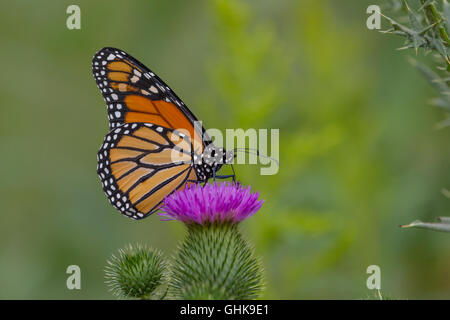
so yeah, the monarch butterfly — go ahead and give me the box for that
[92,47,235,220]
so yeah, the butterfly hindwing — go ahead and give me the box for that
[97,122,198,220]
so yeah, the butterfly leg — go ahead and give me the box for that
[212,165,236,182]
[213,168,236,181]
[231,164,236,183]
[214,174,235,179]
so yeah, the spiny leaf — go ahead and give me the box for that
[382,11,427,53]
[400,217,450,233]
[404,0,422,31]
[430,97,450,110]
[418,0,435,12]
[426,35,449,61]
[419,21,438,36]
[409,57,450,95]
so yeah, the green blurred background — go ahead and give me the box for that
[0,0,449,299]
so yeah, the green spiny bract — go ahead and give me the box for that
[170,223,263,300]
[105,244,167,299]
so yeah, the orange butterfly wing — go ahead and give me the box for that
[97,122,198,219]
[92,47,207,152]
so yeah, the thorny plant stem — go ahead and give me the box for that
[420,0,450,44]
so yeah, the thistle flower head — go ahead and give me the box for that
[159,182,263,225]
[104,244,167,299]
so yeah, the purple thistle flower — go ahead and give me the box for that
[159,182,264,225]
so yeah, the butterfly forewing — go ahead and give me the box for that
[92,47,207,151]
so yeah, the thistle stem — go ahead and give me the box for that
[420,0,450,44]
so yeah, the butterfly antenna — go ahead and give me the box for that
[233,147,279,168]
